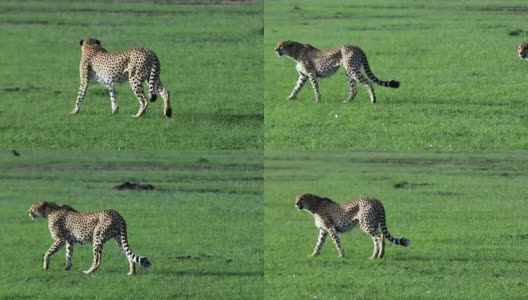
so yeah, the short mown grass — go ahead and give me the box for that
[265,151,528,299]
[0,150,263,299]
[0,1,263,150]
[265,0,528,150]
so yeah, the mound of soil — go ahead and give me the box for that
[113,181,154,191]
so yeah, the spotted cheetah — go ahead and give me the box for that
[295,193,409,259]
[71,38,172,118]
[28,201,151,275]
[275,40,400,103]
[518,42,528,59]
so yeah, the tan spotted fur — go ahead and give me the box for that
[295,193,409,259]
[71,38,172,118]
[28,201,151,275]
[275,40,400,103]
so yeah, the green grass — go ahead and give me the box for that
[265,0,528,150]
[0,1,263,150]
[0,150,263,299]
[265,151,528,299]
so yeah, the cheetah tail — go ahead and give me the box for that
[147,58,161,102]
[120,224,152,269]
[362,58,400,89]
[379,213,410,247]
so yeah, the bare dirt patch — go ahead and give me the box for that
[113,181,154,190]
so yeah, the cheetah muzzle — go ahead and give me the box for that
[518,42,528,60]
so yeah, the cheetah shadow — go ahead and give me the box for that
[392,255,528,264]
[160,270,263,277]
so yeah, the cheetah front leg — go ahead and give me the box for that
[288,73,308,100]
[312,229,328,256]
[369,235,380,259]
[65,241,74,271]
[307,72,321,102]
[108,87,119,115]
[71,71,90,114]
[43,239,65,270]
[327,227,344,257]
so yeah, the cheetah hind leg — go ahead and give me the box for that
[109,87,119,115]
[370,235,380,259]
[352,71,376,104]
[115,238,137,276]
[83,242,103,274]
[368,232,385,259]
[130,80,149,118]
[65,242,73,271]
[344,72,358,103]
[157,82,172,118]
[128,259,136,276]
[377,233,385,258]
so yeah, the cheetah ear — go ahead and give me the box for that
[95,39,101,46]
[40,201,50,214]
[80,39,84,46]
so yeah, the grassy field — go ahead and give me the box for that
[0,1,263,150]
[265,151,528,299]
[0,150,263,299]
[265,0,528,150]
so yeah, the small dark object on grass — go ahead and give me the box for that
[168,255,206,260]
[12,150,20,156]
[509,29,523,36]
[113,181,154,190]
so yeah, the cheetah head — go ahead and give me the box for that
[517,42,528,60]
[28,201,66,220]
[28,201,49,220]
[80,38,101,48]
[275,40,301,57]
[295,193,321,211]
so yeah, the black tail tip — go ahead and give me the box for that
[389,80,400,88]
[401,238,410,247]
[165,107,172,118]
[140,257,152,269]
[150,94,157,102]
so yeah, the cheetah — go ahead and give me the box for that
[275,40,400,103]
[71,38,172,118]
[295,193,409,259]
[518,42,528,59]
[28,201,151,275]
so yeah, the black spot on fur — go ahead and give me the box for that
[389,80,400,88]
